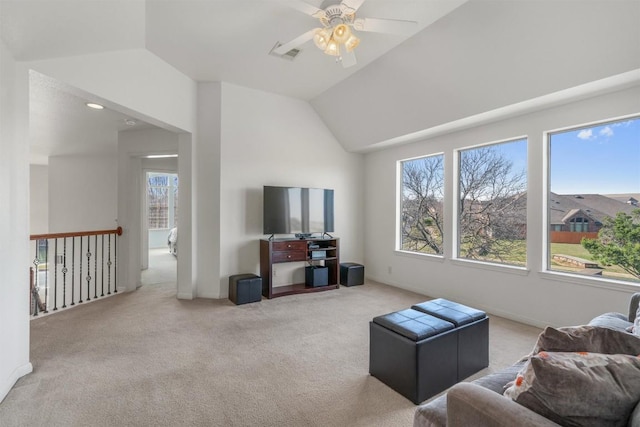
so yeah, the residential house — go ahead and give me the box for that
[549,193,639,233]
[1,0,639,403]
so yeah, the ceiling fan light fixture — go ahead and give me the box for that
[324,37,340,56]
[313,28,331,50]
[344,34,360,52]
[332,23,351,43]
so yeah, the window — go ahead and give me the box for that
[400,154,444,255]
[548,116,640,283]
[569,217,588,232]
[457,139,527,266]
[147,173,179,230]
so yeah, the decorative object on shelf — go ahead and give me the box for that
[271,0,417,68]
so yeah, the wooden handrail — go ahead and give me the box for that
[30,226,123,241]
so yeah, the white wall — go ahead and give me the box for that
[312,1,640,152]
[30,164,49,235]
[26,49,196,134]
[194,82,222,298]
[217,83,364,298]
[364,85,640,328]
[48,155,117,232]
[0,39,32,402]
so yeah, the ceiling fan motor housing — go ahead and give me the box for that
[319,5,355,28]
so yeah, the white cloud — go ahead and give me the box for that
[613,120,633,127]
[577,129,594,140]
[599,126,614,137]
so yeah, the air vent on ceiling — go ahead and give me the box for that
[269,42,302,61]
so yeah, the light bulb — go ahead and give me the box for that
[313,28,331,50]
[344,34,360,52]
[332,24,351,44]
[324,37,340,56]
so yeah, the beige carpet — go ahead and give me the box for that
[1,277,542,427]
[141,247,177,287]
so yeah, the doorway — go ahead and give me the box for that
[142,170,178,286]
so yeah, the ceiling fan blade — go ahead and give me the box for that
[287,0,324,18]
[353,17,418,36]
[340,50,357,68]
[341,0,366,14]
[273,29,317,55]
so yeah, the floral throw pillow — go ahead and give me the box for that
[504,351,640,427]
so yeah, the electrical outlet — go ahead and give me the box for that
[388,266,392,274]
[273,268,277,277]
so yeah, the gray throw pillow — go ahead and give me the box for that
[532,325,640,356]
[504,351,640,427]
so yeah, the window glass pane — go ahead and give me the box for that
[147,173,179,230]
[458,139,527,266]
[548,117,640,283]
[400,154,444,255]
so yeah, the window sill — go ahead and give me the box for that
[449,258,530,276]
[394,250,445,262]
[539,270,640,292]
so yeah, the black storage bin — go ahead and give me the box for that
[229,274,262,305]
[340,262,364,286]
[369,308,458,404]
[412,298,489,381]
[305,266,328,287]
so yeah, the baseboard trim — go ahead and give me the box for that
[1,362,33,404]
[176,292,194,300]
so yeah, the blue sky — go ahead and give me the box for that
[491,138,528,176]
[550,117,640,194]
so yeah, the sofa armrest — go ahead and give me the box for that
[446,383,560,427]
[628,293,640,323]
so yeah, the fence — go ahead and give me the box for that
[550,231,598,244]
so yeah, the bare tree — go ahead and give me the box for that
[401,155,444,254]
[401,146,527,264]
[459,146,526,263]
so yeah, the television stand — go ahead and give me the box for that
[259,237,340,298]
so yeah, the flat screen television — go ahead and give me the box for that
[263,186,334,236]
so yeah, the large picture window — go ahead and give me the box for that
[400,154,444,255]
[548,116,640,283]
[457,139,527,266]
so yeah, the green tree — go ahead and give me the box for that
[582,209,640,279]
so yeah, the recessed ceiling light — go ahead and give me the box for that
[124,119,137,126]
[86,102,104,110]
[144,154,178,159]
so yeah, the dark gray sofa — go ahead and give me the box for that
[414,293,640,427]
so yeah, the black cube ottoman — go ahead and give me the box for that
[229,274,262,305]
[369,308,458,404]
[340,262,364,286]
[412,298,489,381]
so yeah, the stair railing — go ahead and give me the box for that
[29,227,122,317]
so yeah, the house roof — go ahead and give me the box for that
[604,194,640,206]
[549,193,637,225]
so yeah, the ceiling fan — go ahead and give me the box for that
[273,0,417,68]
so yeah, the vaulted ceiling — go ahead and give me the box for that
[1,0,638,161]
